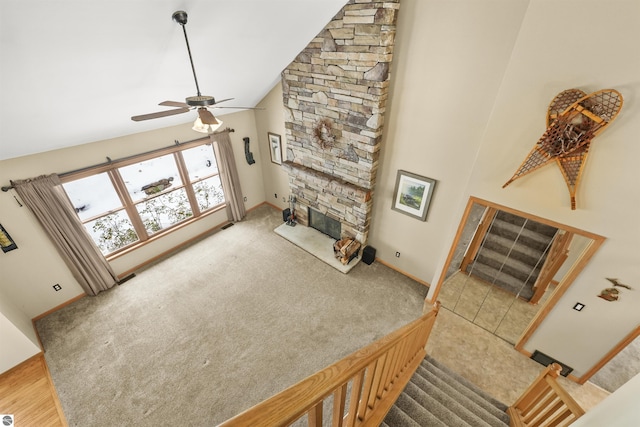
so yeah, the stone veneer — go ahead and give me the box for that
[282,0,399,244]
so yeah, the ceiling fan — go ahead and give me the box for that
[131,10,251,133]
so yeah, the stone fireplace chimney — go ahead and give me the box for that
[282,0,399,245]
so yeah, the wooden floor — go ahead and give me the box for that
[0,353,67,427]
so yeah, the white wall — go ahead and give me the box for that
[0,288,40,374]
[572,372,640,426]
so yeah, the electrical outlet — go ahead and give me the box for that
[573,302,585,311]
[53,284,62,291]
[395,252,401,258]
[243,196,247,202]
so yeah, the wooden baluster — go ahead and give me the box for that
[308,401,323,427]
[345,370,365,427]
[356,361,378,422]
[332,383,348,427]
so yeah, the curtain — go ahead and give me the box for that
[211,131,246,222]
[13,174,118,296]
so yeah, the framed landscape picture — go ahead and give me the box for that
[391,170,436,221]
[268,132,282,165]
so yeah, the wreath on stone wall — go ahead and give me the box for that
[313,118,335,149]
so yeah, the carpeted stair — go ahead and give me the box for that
[466,210,557,301]
[382,355,510,427]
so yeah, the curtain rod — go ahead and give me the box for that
[1,128,235,192]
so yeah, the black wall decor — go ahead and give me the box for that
[243,137,255,165]
[0,223,18,253]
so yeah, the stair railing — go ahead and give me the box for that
[507,363,585,427]
[217,302,441,427]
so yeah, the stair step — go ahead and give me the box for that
[474,247,541,282]
[482,233,547,265]
[383,355,510,427]
[489,218,556,252]
[391,392,448,427]
[423,356,509,414]
[467,263,535,300]
[495,211,558,238]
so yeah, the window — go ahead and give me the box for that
[62,141,224,256]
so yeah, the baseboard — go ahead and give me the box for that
[32,293,85,323]
[32,293,86,350]
[374,258,430,288]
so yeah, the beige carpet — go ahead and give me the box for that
[35,204,428,426]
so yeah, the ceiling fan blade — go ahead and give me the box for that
[160,100,190,108]
[212,98,234,105]
[213,106,265,110]
[131,107,190,122]
[198,108,218,125]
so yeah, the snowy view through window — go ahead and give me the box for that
[63,144,224,255]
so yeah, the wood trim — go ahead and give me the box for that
[467,196,604,240]
[529,231,573,305]
[577,324,640,385]
[508,363,584,426]
[114,209,231,278]
[428,197,479,304]
[374,258,430,288]
[59,137,212,182]
[32,294,86,323]
[41,353,69,426]
[460,207,496,273]
[430,196,606,363]
[514,235,605,352]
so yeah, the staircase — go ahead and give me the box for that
[218,304,585,427]
[467,210,558,301]
[382,355,510,427]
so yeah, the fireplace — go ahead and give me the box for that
[308,209,341,240]
[281,0,399,248]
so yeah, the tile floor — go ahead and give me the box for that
[437,271,553,344]
[426,307,610,412]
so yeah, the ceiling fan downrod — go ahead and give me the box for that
[172,10,203,98]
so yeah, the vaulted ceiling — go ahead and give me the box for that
[0,0,348,161]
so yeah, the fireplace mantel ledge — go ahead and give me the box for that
[282,160,372,201]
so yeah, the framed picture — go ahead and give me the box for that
[391,170,436,221]
[0,223,18,253]
[267,132,282,165]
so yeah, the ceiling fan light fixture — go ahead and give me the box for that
[192,117,223,134]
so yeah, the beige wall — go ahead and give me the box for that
[0,110,264,320]
[365,0,640,379]
[254,81,290,211]
[0,288,40,373]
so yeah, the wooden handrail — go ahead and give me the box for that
[217,302,441,427]
[508,363,585,427]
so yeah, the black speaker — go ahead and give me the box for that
[282,208,290,222]
[362,245,376,265]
